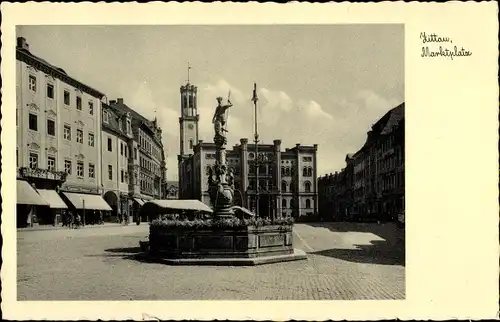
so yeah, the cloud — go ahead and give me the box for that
[122,79,402,181]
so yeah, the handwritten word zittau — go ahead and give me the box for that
[421,46,472,60]
[420,32,452,43]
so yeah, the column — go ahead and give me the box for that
[313,144,319,215]
[240,138,249,208]
[274,139,282,218]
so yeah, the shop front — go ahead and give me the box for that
[16,179,49,228]
[61,191,112,225]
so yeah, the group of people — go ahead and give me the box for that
[61,210,104,229]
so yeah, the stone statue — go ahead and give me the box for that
[227,168,235,189]
[212,96,232,138]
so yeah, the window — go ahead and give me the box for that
[189,139,193,149]
[307,167,313,177]
[47,119,55,136]
[121,170,124,183]
[88,133,94,147]
[47,156,56,171]
[103,110,109,123]
[281,167,285,176]
[305,181,311,193]
[107,137,112,152]
[76,129,83,144]
[285,168,291,176]
[89,101,94,115]
[89,163,95,178]
[120,142,124,155]
[29,153,38,169]
[125,146,128,158]
[64,90,70,105]
[63,125,71,140]
[76,96,82,110]
[29,75,37,92]
[64,160,72,174]
[303,167,308,177]
[77,161,84,177]
[282,199,287,208]
[108,165,113,180]
[281,181,287,193]
[47,83,54,98]
[134,148,137,160]
[29,113,38,131]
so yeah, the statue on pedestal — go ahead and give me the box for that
[208,94,236,219]
[212,96,232,141]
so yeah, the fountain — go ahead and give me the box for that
[145,92,306,265]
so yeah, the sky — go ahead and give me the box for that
[17,25,404,181]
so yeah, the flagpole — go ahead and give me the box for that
[252,83,260,217]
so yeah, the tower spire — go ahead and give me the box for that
[187,62,192,84]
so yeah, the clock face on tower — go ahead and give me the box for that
[188,124,194,130]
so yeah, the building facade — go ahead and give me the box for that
[15,37,169,227]
[16,37,110,227]
[103,98,168,222]
[319,103,404,222]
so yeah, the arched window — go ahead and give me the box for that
[306,199,311,209]
[189,139,193,149]
[281,181,287,192]
[282,199,287,208]
[281,167,285,176]
[291,167,295,175]
[304,181,311,193]
[259,180,266,190]
[206,166,211,175]
[285,167,290,176]
[290,199,295,209]
[290,180,296,193]
[307,167,313,177]
[303,167,308,176]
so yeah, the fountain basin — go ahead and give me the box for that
[145,223,307,265]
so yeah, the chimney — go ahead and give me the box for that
[109,100,116,105]
[17,37,30,51]
[117,98,124,105]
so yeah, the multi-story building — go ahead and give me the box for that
[318,153,354,221]
[103,98,167,222]
[319,102,404,222]
[15,37,111,227]
[177,80,319,219]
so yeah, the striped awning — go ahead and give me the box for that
[134,198,145,206]
[62,192,112,211]
[37,189,68,209]
[17,180,48,206]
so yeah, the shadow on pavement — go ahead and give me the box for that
[304,222,405,266]
[312,241,405,266]
[104,247,143,254]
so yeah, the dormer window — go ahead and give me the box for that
[103,110,109,123]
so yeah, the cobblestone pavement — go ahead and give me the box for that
[17,222,405,300]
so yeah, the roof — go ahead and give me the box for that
[380,103,404,135]
[16,47,105,99]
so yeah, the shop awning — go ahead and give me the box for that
[133,198,145,206]
[144,199,213,213]
[37,189,68,209]
[17,180,48,206]
[62,192,112,211]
